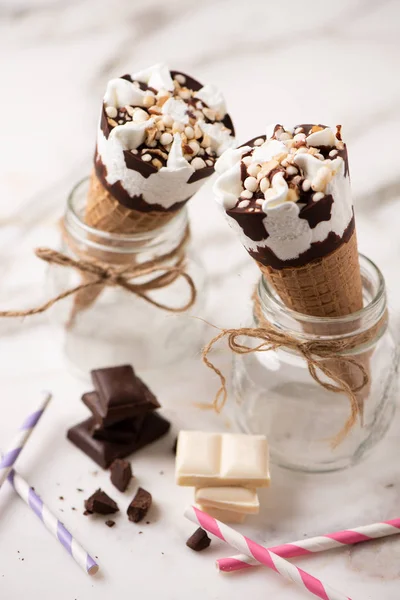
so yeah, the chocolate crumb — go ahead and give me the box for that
[77,488,84,492]
[127,488,152,523]
[172,438,178,455]
[186,528,211,552]
[84,510,90,516]
[105,520,116,528]
[139,531,143,534]
[385,483,394,489]
[72,507,76,511]
[159,471,164,475]
[84,489,119,515]
[146,521,150,525]
[110,459,132,493]
[59,496,64,500]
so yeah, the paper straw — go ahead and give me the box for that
[217,518,400,572]
[0,391,52,489]
[185,506,352,600]
[8,469,99,575]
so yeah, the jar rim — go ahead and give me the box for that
[66,177,188,245]
[258,253,385,327]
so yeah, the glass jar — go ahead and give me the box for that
[232,254,398,472]
[46,178,207,373]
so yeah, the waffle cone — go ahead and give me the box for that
[67,171,178,326]
[85,170,176,234]
[258,232,370,419]
[258,231,363,318]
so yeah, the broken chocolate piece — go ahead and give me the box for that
[84,489,119,515]
[110,459,132,492]
[67,412,171,469]
[90,416,145,443]
[186,528,211,552]
[127,487,152,523]
[83,392,146,433]
[90,365,160,426]
[105,520,116,528]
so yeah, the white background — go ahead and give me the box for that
[1,1,400,598]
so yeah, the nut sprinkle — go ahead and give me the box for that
[231,124,346,214]
[104,69,234,172]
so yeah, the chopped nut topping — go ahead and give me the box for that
[232,124,346,214]
[103,71,233,172]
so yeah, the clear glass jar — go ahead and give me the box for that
[232,254,398,472]
[46,178,207,373]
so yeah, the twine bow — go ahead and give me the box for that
[0,238,196,318]
[203,293,385,447]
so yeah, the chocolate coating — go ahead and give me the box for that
[250,214,355,269]
[227,126,351,269]
[98,70,235,210]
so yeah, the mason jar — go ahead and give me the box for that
[232,254,398,472]
[46,178,207,373]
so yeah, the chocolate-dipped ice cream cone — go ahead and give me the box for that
[70,64,235,320]
[214,124,369,416]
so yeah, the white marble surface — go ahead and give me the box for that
[1,0,400,598]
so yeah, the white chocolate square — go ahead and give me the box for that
[175,431,270,487]
[176,431,221,476]
[220,434,268,479]
[197,504,247,524]
[195,487,259,514]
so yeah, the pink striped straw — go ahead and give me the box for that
[185,506,352,600]
[217,518,400,572]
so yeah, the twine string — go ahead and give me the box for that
[202,294,385,447]
[0,228,196,317]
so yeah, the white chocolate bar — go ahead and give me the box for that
[176,431,270,487]
[195,487,259,514]
[197,504,247,524]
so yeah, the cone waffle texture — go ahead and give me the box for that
[259,231,363,318]
[259,231,369,418]
[85,170,176,234]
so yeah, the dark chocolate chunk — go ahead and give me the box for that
[110,459,132,492]
[83,392,146,431]
[67,412,171,469]
[90,416,145,443]
[105,520,116,528]
[127,488,152,523]
[84,489,119,515]
[89,365,160,426]
[186,528,211,552]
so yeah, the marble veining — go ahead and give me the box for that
[0,1,400,598]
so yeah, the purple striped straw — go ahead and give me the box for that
[0,391,52,489]
[8,469,99,575]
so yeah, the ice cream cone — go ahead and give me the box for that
[66,63,235,324]
[214,124,371,423]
